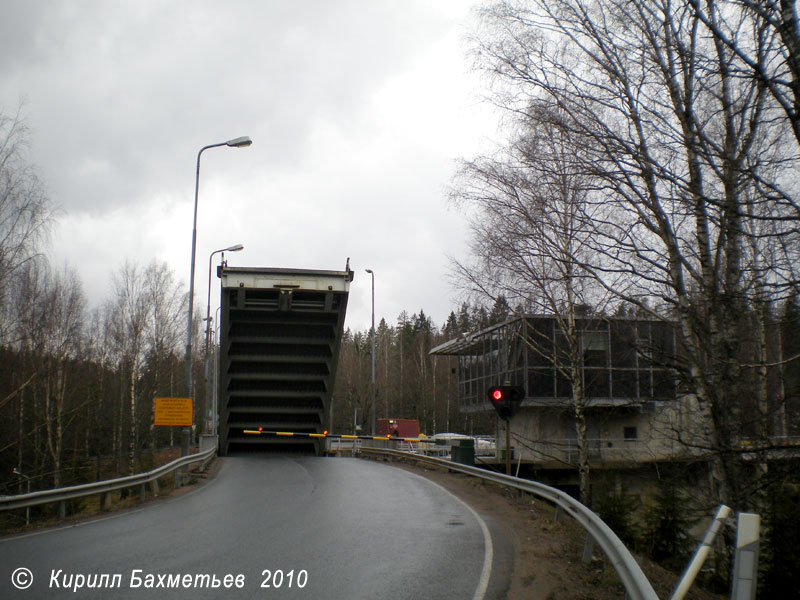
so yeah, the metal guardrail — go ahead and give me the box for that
[0,447,216,513]
[359,447,659,600]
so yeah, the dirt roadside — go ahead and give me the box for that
[385,459,724,600]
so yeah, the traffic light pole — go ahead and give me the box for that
[488,385,524,475]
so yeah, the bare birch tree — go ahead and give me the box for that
[39,266,85,487]
[0,107,54,343]
[142,260,185,448]
[10,262,84,487]
[83,304,116,463]
[689,0,800,159]
[452,108,614,503]
[470,0,800,517]
[110,262,148,475]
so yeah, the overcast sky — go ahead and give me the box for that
[0,1,499,332]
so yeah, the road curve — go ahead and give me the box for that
[0,456,505,599]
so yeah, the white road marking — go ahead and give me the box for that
[411,475,494,600]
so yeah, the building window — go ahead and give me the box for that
[611,369,638,399]
[528,368,555,397]
[624,426,638,441]
[581,330,608,368]
[584,368,610,397]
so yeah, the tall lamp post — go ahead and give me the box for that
[365,268,376,435]
[185,136,251,449]
[205,244,243,434]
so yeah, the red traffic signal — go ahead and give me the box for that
[488,385,524,420]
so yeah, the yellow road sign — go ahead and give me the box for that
[154,397,193,427]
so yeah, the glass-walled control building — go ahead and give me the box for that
[432,315,678,412]
[430,314,697,470]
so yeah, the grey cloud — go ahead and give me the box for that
[3,1,451,216]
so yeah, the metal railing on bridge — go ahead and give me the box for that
[0,447,216,521]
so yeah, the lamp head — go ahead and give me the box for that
[226,244,244,252]
[225,136,252,148]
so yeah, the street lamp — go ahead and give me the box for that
[205,244,243,434]
[184,136,251,449]
[365,269,376,435]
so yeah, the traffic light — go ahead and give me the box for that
[488,385,524,420]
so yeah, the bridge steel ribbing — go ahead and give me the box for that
[218,266,353,455]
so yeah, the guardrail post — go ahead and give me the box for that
[554,505,563,524]
[151,479,159,497]
[179,428,190,482]
[139,483,146,502]
[582,533,596,563]
[58,500,66,520]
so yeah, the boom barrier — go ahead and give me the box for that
[242,429,426,442]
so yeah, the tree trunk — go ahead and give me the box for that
[128,358,137,475]
[16,382,24,492]
[571,362,590,506]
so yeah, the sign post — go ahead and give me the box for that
[154,398,193,487]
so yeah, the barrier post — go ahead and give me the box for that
[730,512,760,600]
[670,505,731,600]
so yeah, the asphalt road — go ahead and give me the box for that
[0,456,507,599]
